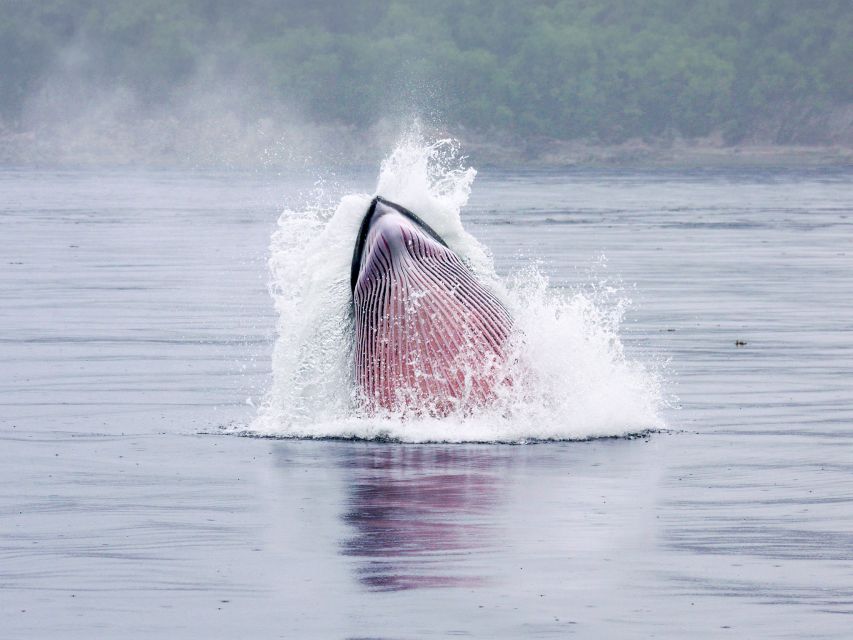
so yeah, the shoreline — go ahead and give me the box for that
[464,137,853,170]
[2,124,851,171]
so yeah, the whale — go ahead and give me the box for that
[351,196,513,415]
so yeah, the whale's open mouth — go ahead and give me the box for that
[351,196,513,415]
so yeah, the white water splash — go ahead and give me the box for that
[250,126,664,442]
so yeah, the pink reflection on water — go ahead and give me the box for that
[340,446,505,591]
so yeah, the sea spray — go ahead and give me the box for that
[251,129,664,442]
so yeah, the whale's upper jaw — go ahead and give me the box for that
[350,196,448,293]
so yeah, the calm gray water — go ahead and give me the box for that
[1,168,851,638]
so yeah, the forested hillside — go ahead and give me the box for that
[2,0,851,147]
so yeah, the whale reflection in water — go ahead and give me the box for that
[339,446,506,591]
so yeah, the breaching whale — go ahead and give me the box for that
[351,196,513,415]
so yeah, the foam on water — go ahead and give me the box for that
[250,128,664,442]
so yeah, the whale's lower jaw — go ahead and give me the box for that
[353,199,513,415]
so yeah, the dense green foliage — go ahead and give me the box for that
[2,0,851,142]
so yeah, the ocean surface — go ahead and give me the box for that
[1,166,851,638]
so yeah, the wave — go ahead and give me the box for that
[245,126,664,443]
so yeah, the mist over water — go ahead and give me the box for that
[3,2,850,168]
[250,128,664,442]
[12,54,392,169]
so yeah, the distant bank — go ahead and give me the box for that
[2,116,851,170]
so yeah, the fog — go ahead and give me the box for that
[1,1,851,166]
[6,38,410,168]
